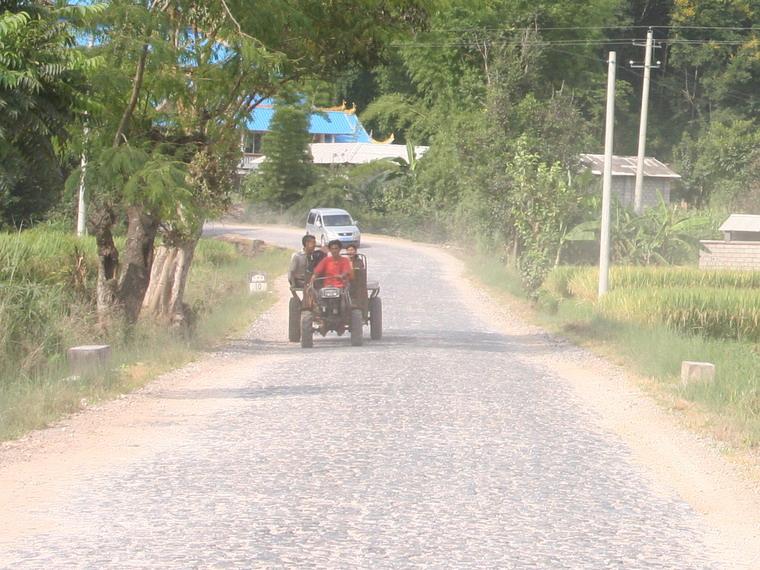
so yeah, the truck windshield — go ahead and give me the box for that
[323,214,353,226]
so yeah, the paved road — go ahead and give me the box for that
[0,225,728,568]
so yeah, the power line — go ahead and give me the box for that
[540,45,758,107]
[391,38,751,48]
[428,25,758,32]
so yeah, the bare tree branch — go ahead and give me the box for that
[218,0,256,41]
[113,43,149,148]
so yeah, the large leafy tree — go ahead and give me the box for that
[354,0,606,277]
[76,0,428,326]
[666,0,759,208]
[0,1,95,227]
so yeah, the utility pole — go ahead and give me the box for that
[76,126,88,237]
[76,37,94,238]
[631,28,661,214]
[599,51,616,298]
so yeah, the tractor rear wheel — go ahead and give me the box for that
[350,309,363,346]
[369,297,382,340]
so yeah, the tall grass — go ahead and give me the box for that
[0,229,290,440]
[0,228,100,379]
[557,266,760,303]
[544,265,760,342]
[598,287,760,342]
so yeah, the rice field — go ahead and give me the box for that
[544,266,760,342]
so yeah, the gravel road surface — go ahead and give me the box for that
[0,224,757,568]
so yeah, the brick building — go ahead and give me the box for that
[699,214,760,271]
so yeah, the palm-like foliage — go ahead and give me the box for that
[0,1,99,225]
[565,198,713,265]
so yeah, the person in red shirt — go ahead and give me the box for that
[311,240,354,288]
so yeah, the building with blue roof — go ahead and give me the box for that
[242,101,371,156]
[239,100,427,173]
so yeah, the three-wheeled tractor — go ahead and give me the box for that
[289,254,382,348]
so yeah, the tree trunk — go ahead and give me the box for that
[90,207,120,328]
[119,206,158,323]
[141,233,199,327]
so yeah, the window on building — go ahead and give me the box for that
[243,132,264,154]
[243,132,254,153]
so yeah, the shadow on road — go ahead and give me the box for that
[213,329,563,357]
[152,384,345,401]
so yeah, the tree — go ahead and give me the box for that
[674,117,760,209]
[665,0,759,207]
[77,0,429,327]
[251,94,315,208]
[0,1,95,227]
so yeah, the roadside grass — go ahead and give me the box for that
[0,230,290,441]
[468,255,528,300]
[465,255,760,449]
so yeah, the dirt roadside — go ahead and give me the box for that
[0,272,293,545]
[1,228,758,566]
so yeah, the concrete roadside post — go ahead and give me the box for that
[681,361,716,385]
[67,345,112,376]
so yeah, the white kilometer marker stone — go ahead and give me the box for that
[680,361,715,385]
[249,271,268,293]
[67,344,112,375]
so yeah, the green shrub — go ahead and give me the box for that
[518,249,551,294]
[541,266,580,299]
[194,239,238,266]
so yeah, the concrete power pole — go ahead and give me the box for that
[76,127,88,237]
[598,51,616,298]
[76,38,95,238]
[632,28,661,214]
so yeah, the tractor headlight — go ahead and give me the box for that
[320,287,341,299]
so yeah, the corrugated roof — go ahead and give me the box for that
[308,111,354,135]
[719,214,760,233]
[580,154,681,178]
[334,113,371,143]
[246,108,362,135]
[246,108,275,131]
